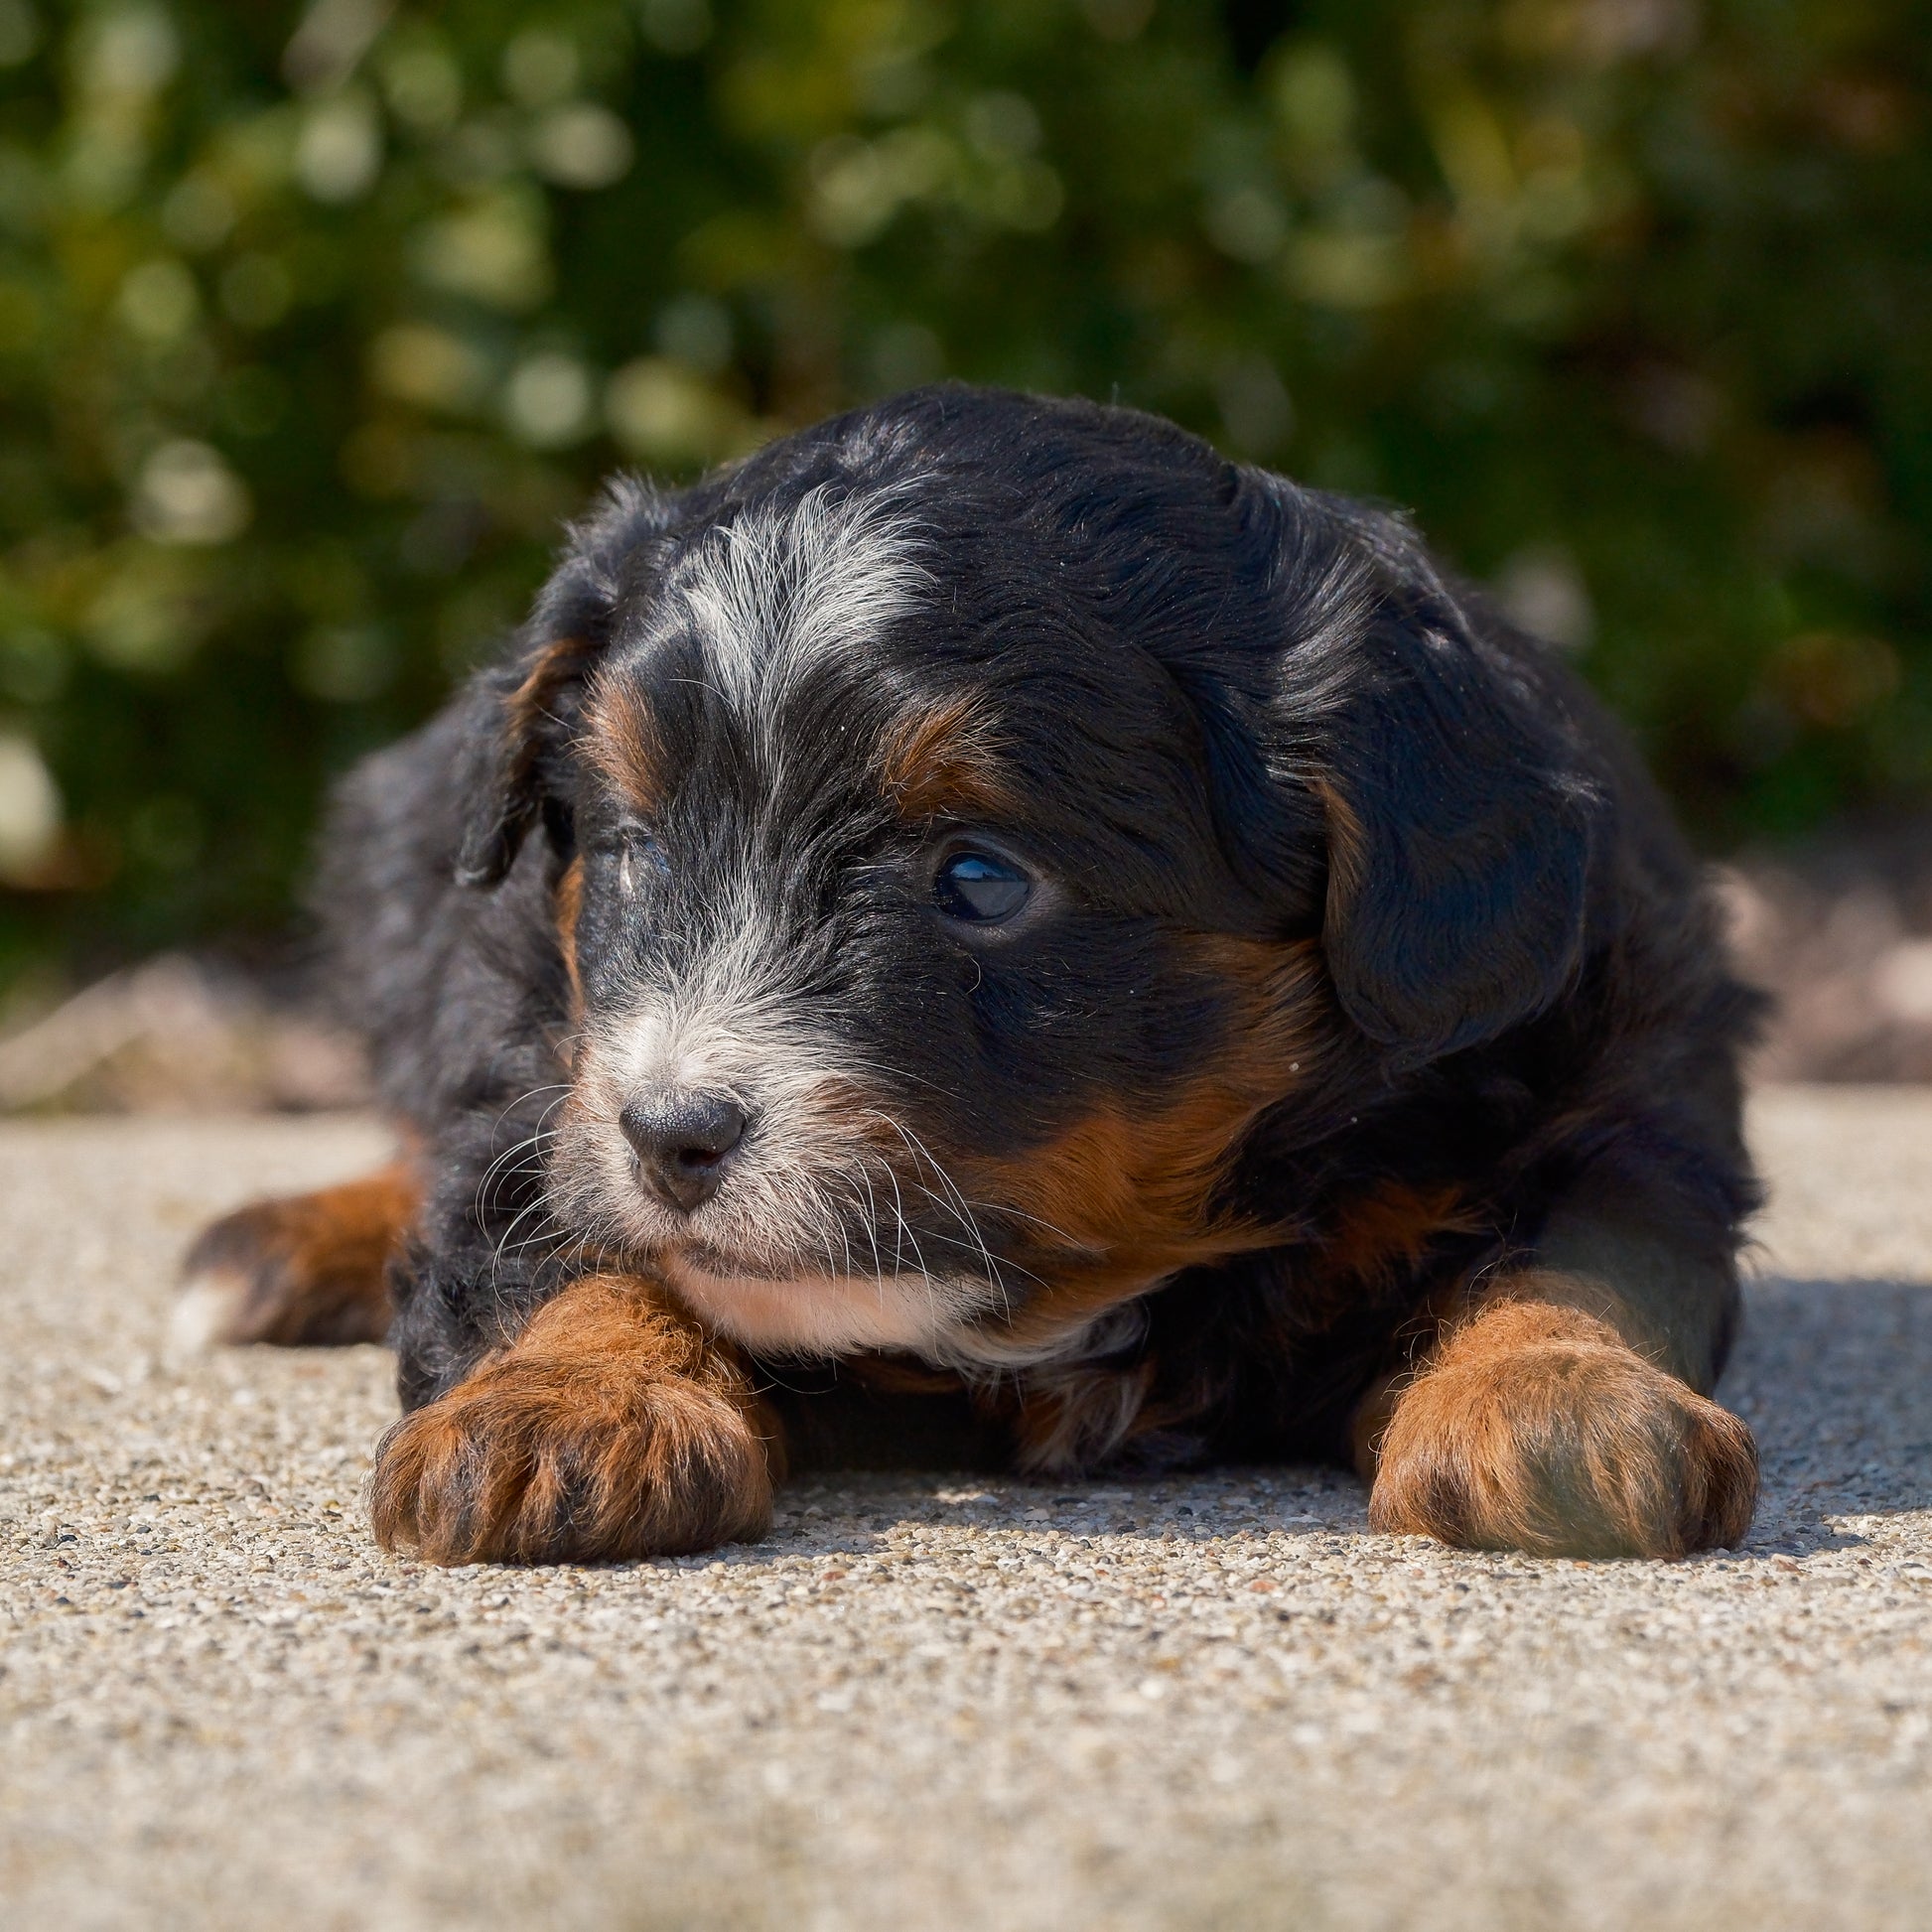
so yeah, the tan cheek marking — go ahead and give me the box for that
[967,940,1333,1349]
[998,1100,1247,1259]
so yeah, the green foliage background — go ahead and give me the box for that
[0,0,1926,978]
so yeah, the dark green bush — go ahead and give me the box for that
[0,0,1926,977]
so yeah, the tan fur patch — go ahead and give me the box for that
[1320,1181,1472,1287]
[177,1163,417,1348]
[963,939,1328,1356]
[555,855,585,1018]
[507,633,599,754]
[368,1275,780,1565]
[1366,1293,1758,1558]
[581,677,669,817]
[1006,1358,1158,1474]
[1311,775,1366,913]
[878,695,1013,820]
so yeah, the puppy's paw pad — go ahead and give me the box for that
[1367,1302,1757,1559]
[368,1363,772,1566]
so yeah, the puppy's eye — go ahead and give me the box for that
[933,850,1030,923]
[618,832,669,897]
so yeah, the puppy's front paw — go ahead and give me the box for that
[1367,1301,1757,1559]
[368,1283,773,1565]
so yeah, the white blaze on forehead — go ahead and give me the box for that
[671,484,930,716]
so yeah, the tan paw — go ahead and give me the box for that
[1367,1301,1758,1559]
[171,1167,414,1357]
[367,1280,773,1565]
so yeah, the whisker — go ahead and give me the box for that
[886,1118,1014,1325]
[954,1193,1086,1250]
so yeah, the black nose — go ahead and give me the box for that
[619,1091,748,1213]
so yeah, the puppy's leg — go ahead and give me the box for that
[368,1275,778,1566]
[1358,1181,1758,1558]
[172,1164,417,1354]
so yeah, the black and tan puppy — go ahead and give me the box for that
[177,386,1761,1565]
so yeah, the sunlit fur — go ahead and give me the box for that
[266,384,1767,1562]
[670,483,933,726]
[549,867,1009,1357]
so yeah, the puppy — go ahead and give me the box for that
[178,385,1761,1565]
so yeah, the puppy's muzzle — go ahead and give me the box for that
[620,1089,749,1213]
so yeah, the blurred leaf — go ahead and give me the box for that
[0,0,1925,977]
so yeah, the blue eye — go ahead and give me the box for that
[933,850,1030,923]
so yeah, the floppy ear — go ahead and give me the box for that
[451,478,677,889]
[1227,482,1607,1065]
[451,632,598,888]
[1313,597,1604,1065]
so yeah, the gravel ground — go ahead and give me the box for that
[2,1089,1928,1931]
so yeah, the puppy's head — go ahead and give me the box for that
[459,389,1602,1365]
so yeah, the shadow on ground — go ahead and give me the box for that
[1726,1276,1932,1549]
[738,1270,1932,1567]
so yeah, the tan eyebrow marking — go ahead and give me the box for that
[581,678,668,816]
[878,694,1015,820]
[554,855,585,1020]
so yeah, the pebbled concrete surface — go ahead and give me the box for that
[1,1088,1928,1932]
